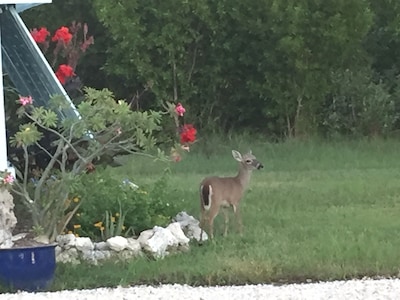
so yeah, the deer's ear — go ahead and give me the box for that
[248,150,252,155]
[232,150,243,162]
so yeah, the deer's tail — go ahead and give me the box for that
[200,184,212,211]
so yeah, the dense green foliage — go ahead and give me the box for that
[21,0,400,137]
[67,169,179,241]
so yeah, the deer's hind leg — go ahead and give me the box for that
[205,203,221,240]
[199,209,206,242]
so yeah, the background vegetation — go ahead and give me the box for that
[20,0,400,139]
[51,138,400,288]
[3,0,400,291]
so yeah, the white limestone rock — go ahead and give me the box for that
[80,250,95,262]
[174,211,208,242]
[56,247,80,264]
[118,249,141,260]
[126,238,142,253]
[137,229,154,247]
[93,250,113,262]
[166,222,190,245]
[187,225,208,242]
[106,236,129,252]
[55,245,62,257]
[139,226,179,259]
[174,211,199,227]
[12,232,27,242]
[75,237,94,252]
[0,189,17,248]
[0,234,13,249]
[94,241,109,251]
[56,233,76,249]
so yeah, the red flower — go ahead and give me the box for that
[55,64,75,84]
[31,27,50,44]
[52,26,72,44]
[180,124,197,144]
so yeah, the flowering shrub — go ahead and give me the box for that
[9,88,163,242]
[30,22,94,87]
[166,102,197,162]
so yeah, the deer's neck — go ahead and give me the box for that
[235,166,252,189]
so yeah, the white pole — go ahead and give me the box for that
[0,18,8,172]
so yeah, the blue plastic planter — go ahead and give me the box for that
[0,244,57,291]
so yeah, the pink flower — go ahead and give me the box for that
[3,174,14,184]
[175,103,186,117]
[19,96,33,106]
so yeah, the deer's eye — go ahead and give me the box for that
[246,159,252,164]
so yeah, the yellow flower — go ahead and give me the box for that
[67,230,73,234]
[76,213,81,217]
[24,127,30,132]
[73,197,80,203]
[100,226,105,231]
[94,221,103,228]
[73,224,81,229]
[115,213,120,217]
[121,225,126,230]
[75,233,79,237]
[111,216,116,223]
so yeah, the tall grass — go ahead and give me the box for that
[51,137,400,288]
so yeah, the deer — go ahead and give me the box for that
[199,150,263,241]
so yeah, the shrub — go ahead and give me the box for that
[9,88,164,242]
[67,168,180,241]
[321,68,397,137]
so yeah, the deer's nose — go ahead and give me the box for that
[257,163,264,170]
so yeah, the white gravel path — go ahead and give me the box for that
[1,278,400,300]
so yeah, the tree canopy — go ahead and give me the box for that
[20,0,400,138]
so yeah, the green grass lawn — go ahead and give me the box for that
[53,137,400,289]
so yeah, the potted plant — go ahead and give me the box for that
[0,170,57,292]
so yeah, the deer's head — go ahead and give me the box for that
[232,150,263,171]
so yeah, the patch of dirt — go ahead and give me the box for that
[11,232,47,248]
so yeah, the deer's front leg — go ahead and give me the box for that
[222,208,229,237]
[233,204,243,236]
